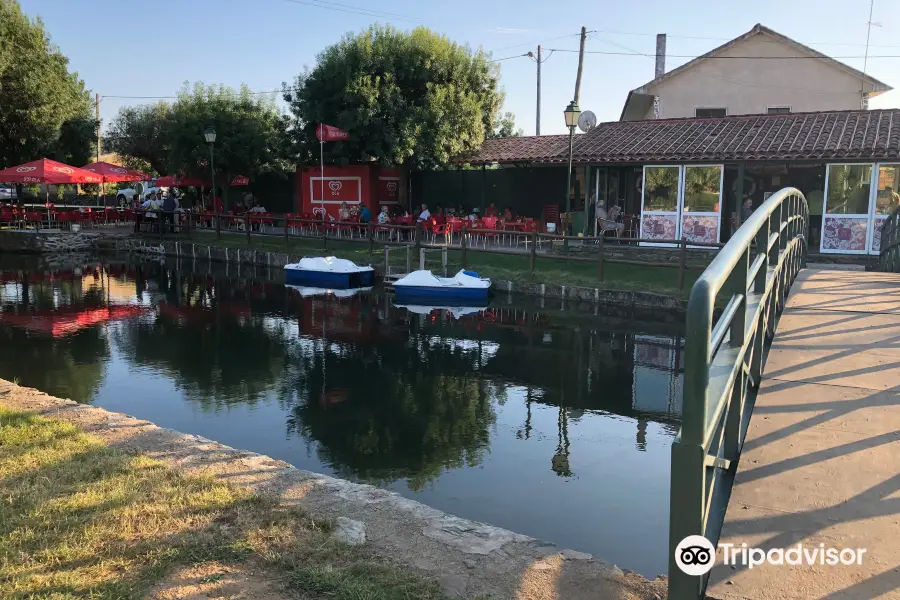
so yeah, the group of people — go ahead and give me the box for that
[134,189,180,233]
[233,192,268,214]
[332,201,521,226]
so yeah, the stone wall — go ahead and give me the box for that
[109,238,689,313]
[0,230,98,253]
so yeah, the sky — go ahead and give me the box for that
[19,0,900,137]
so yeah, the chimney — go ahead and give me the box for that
[655,33,666,78]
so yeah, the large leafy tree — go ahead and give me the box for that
[283,25,505,169]
[0,0,94,168]
[105,102,173,175]
[168,83,290,187]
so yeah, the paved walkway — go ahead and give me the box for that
[708,268,900,599]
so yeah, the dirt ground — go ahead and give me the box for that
[147,561,297,600]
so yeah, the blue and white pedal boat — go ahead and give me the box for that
[284,257,374,288]
[395,304,487,319]
[392,269,491,303]
[285,285,372,298]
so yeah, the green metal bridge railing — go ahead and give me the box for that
[879,205,900,272]
[668,187,808,599]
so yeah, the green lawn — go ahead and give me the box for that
[0,407,447,600]
[180,231,704,295]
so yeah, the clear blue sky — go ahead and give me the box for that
[20,0,900,136]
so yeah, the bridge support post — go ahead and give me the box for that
[668,442,708,599]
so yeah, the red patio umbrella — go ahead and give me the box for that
[0,158,103,184]
[81,161,149,183]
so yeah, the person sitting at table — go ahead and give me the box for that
[597,200,624,237]
[141,193,159,232]
[417,203,431,222]
[485,202,499,217]
[468,207,480,222]
[456,203,466,217]
[502,207,513,221]
[378,205,391,224]
[338,202,351,220]
[359,204,371,223]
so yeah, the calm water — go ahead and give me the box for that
[0,253,683,576]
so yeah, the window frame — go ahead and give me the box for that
[694,107,727,118]
[766,106,792,114]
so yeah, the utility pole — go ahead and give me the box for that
[574,26,587,104]
[861,0,875,109]
[96,93,102,207]
[536,45,542,135]
[95,93,101,163]
[563,26,587,244]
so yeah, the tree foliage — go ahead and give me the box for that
[168,83,290,184]
[105,103,172,175]
[0,0,94,167]
[107,83,290,196]
[490,111,523,139]
[283,25,506,169]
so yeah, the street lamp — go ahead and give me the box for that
[204,126,219,239]
[563,101,581,241]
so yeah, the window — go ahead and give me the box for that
[683,166,722,213]
[643,166,680,212]
[767,107,791,114]
[825,164,872,215]
[875,164,900,215]
[695,108,726,118]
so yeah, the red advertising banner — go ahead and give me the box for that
[377,177,400,204]
[309,177,361,203]
[315,124,349,142]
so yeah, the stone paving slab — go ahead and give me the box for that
[707,269,900,600]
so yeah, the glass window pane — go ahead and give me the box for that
[683,166,721,213]
[875,164,900,215]
[826,164,872,214]
[643,167,680,212]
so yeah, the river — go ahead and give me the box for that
[0,252,683,577]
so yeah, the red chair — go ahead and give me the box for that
[517,219,544,249]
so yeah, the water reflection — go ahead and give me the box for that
[0,254,683,576]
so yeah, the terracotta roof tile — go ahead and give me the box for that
[456,109,900,165]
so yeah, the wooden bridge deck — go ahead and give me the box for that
[708,268,900,599]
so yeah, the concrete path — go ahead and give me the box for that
[708,268,900,600]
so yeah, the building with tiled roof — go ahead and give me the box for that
[457,109,900,166]
[620,24,892,121]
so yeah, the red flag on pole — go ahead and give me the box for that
[316,124,349,142]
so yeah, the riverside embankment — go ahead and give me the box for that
[0,380,666,600]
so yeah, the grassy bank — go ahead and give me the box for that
[0,407,446,600]
[179,231,704,294]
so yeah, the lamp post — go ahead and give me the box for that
[563,101,581,245]
[204,126,219,239]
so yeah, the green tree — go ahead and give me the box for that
[283,25,505,169]
[490,111,523,139]
[167,83,290,206]
[52,116,97,166]
[0,0,93,167]
[105,102,173,175]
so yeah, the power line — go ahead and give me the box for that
[492,53,533,63]
[588,28,900,49]
[276,0,420,23]
[545,48,900,59]
[490,31,588,53]
[103,87,299,100]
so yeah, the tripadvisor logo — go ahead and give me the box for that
[675,536,867,575]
